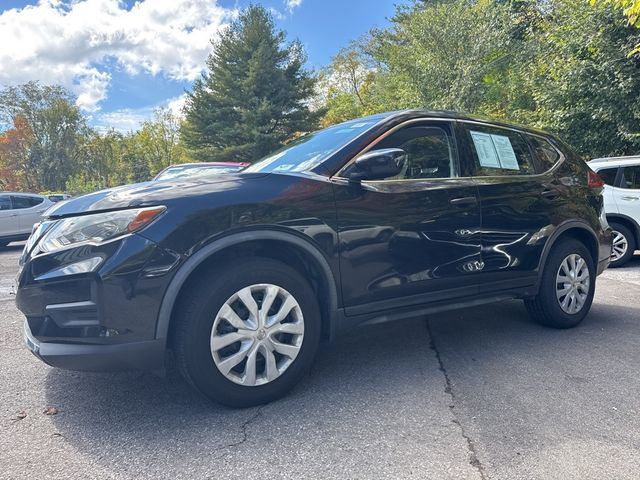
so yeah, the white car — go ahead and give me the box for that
[589,156,640,267]
[0,193,54,247]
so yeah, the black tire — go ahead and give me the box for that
[609,222,636,268]
[172,257,321,408]
[525,239,595,329]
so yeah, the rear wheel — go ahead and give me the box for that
[609,222,635,268]
[172,257,321,407]
[525,239,595,329]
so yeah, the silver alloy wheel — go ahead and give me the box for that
[611,230,628,262]
[555,253,590,314]
[210,283,304,386]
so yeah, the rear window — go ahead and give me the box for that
[595,167,619,186]
[11,196,43,209]
[621,166,640,189]
[465,125,536,176]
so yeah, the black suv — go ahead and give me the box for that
[17,111,612,407]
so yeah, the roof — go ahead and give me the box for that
[588,155,640,165]
[0,191,45,196]
[383,109,552,137]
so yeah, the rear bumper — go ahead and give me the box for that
[23,319,165,372]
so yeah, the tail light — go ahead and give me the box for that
[588,169,605,188]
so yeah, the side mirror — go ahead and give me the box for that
[343,148,407,182]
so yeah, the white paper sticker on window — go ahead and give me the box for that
[470,130,520,171]
[470,131,500,168]
[490,134,519,170]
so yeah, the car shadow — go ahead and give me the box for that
[43,298,640,476]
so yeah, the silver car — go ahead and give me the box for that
[0,193,54,247]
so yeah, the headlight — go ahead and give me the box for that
[38,206,165,253]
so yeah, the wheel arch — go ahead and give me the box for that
[607,213,640,246]
[536,221,600,284]
[155,229,341,346]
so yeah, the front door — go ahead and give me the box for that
[333,120,482,315]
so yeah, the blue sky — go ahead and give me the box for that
[0,0,402,131]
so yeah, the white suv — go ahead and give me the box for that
[0,193,54,247]
[589,156,640,267]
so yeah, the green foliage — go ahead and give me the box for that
[526,0,640,155]
[181,5,321,162]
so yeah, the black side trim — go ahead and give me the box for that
[155,229,340,342]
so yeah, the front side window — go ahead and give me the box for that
[366,123,456,180]
[621,166,640,189]
[11,196,43,209]
[595,167,619,186]
[0,195,11,211]
[465,125,535,176]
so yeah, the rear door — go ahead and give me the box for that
[458,122,564,293]
[617,164,640,222]
[0,195,20,237]
[11,195,48,234]
[333,120,483,314]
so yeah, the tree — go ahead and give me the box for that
[0,81,85,191]
[0,116,35,190]
[528,0,640,156]
[316,41,385,126]
[181,5,321,162]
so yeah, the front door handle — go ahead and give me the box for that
[621,196,640,201]
[449,196,478,207]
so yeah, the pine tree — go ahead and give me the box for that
[181,5,320,162]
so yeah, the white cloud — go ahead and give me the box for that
[285,0,303,12]
[0,0,235,112]
[91,94,187,132]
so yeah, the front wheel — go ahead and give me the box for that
[172,257,321,408]
[525,239,595,329]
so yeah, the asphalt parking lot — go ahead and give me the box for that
[1,243,639,480]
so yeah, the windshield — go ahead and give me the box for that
[155,164,245,181]
[244,114,388,174]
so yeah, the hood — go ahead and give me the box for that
[46,173,269,218]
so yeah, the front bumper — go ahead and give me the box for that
[24,319,165,371]
[16,232,181,372]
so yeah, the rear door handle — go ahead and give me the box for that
[621,196,640,201]
[541,189,559,199]
[449,196,478,206]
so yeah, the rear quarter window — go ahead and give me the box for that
[527,135,561,172]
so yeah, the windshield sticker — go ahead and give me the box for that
[470,131,500,168]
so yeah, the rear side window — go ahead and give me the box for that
[527,135,560,172]
[595,167,619,186]
[621,166,640,189]
[0,195,11,211]
[464,125,535,176]
[11,196,43,209]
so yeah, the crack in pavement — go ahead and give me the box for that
[211,404,265,459]
[425,318,488,480]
